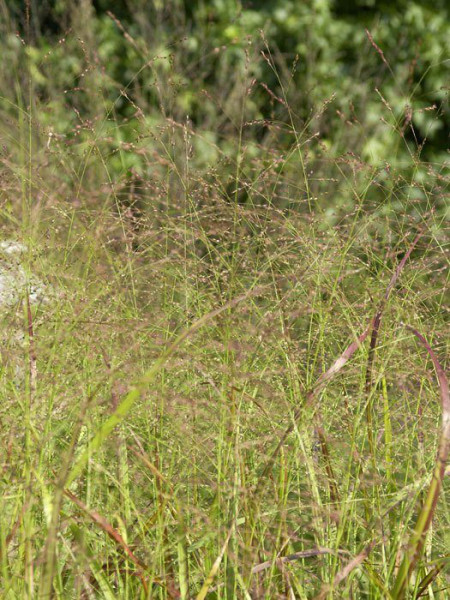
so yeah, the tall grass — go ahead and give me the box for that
[0,4,448,599]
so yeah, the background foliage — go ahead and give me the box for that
[1,0,448,221]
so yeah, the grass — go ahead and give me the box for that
[0,9,449,600]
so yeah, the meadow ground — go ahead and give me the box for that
[0,8,449,599]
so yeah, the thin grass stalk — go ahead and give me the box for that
[196,525,234,600]
[25,293,37,399]
[382,375,393,484]
[176,503,189,600]
[364,232,423,461]
[38,289,256,598]
[22,292,37,597]
[390,325,449,598]
[65,287,258,486]
[416,563,445,598]
[257,232,422,492]
[63,490,151,594]
[314,540,377,599]
[317,426,340,503]
[256,324,372,491]
[251,548,341,574]
[99,443,181,598]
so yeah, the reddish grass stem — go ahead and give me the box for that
[390,325,449,598]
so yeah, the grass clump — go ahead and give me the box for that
[0,3,448,599]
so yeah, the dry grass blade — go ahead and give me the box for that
[64,490,183,598]
[63,490,152,593]
[315,426,340,504]
[258,232,422,488]
[65,286,260,488]
[416,563,445,598]
[257,323,372,487]
[128,445,168,486]
[315,541,377,599]
[364,231,423,457]
[251,548,341,574]
[4,504,27,550]
[365,231,423,396]
[391,325,450,599]
[38,288,259,599]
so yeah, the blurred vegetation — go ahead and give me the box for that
[0,0,448,225]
